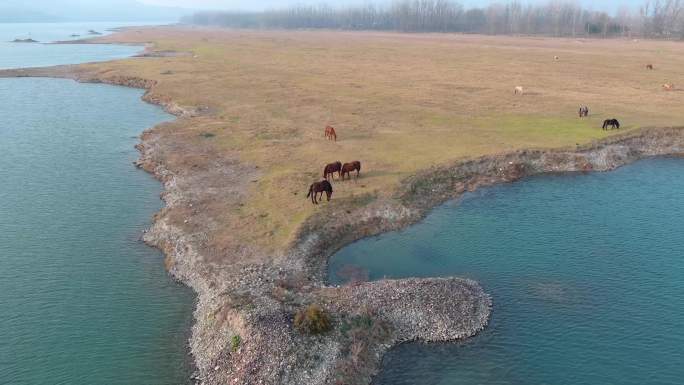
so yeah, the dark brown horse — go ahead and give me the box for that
[323,161,342,180]
[324,125,337,141]
[307,180,333,204]
[602,119,620,130]
[646,64,654,70]
[341,161,361,180]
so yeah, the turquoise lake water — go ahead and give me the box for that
[0,24,194,385]
[329,158,684,385]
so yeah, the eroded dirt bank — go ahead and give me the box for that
[4,63,683,385]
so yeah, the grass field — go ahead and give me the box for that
[89,27,684,256]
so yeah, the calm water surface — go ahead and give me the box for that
[329,158,684,385]
[0,24,194,385]
[0,22,156,69]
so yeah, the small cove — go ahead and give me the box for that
[329,157,684,385]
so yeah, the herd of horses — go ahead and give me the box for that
[323,160,361,181]
[307,126,363,204]
[511,61,678,137]
[307,62,672,205]
[578,105,620,129]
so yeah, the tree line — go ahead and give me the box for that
[183,0,684,39]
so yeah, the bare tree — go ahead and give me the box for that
[185,0,674,39]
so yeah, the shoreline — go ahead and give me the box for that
[301,126,684,284]
[3,32,684,385]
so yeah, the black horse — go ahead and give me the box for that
[306,180,333,204]
[602,119,620,130]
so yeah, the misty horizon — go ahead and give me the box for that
[0,0,648,23]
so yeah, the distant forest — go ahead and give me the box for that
[184,0,684,39]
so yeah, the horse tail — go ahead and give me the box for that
[306,185,312,198]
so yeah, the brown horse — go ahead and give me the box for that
[341,161,361,180]
[646,64,654,70]
[324,125,337,141]
[323,161,342,180]
[306,180,333,204]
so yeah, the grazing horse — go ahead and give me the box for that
[514,86,524,95]
[663,83,674,91]
[324,125,337,141]
[554,56,559,61]
[306,180,333,204]
[323,161,342,180]
[646,64,654,70]
[341,161,361,180]
[578,106,589,118]
[602,119,620,130]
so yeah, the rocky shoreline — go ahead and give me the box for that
[3,62,684,385]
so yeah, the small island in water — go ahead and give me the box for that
[12,38,39,43]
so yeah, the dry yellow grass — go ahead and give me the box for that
[88,27,684,255]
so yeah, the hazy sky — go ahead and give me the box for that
[141,0,645,12]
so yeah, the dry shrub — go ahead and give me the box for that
[334,307,392,385]
[294,304,331,335]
